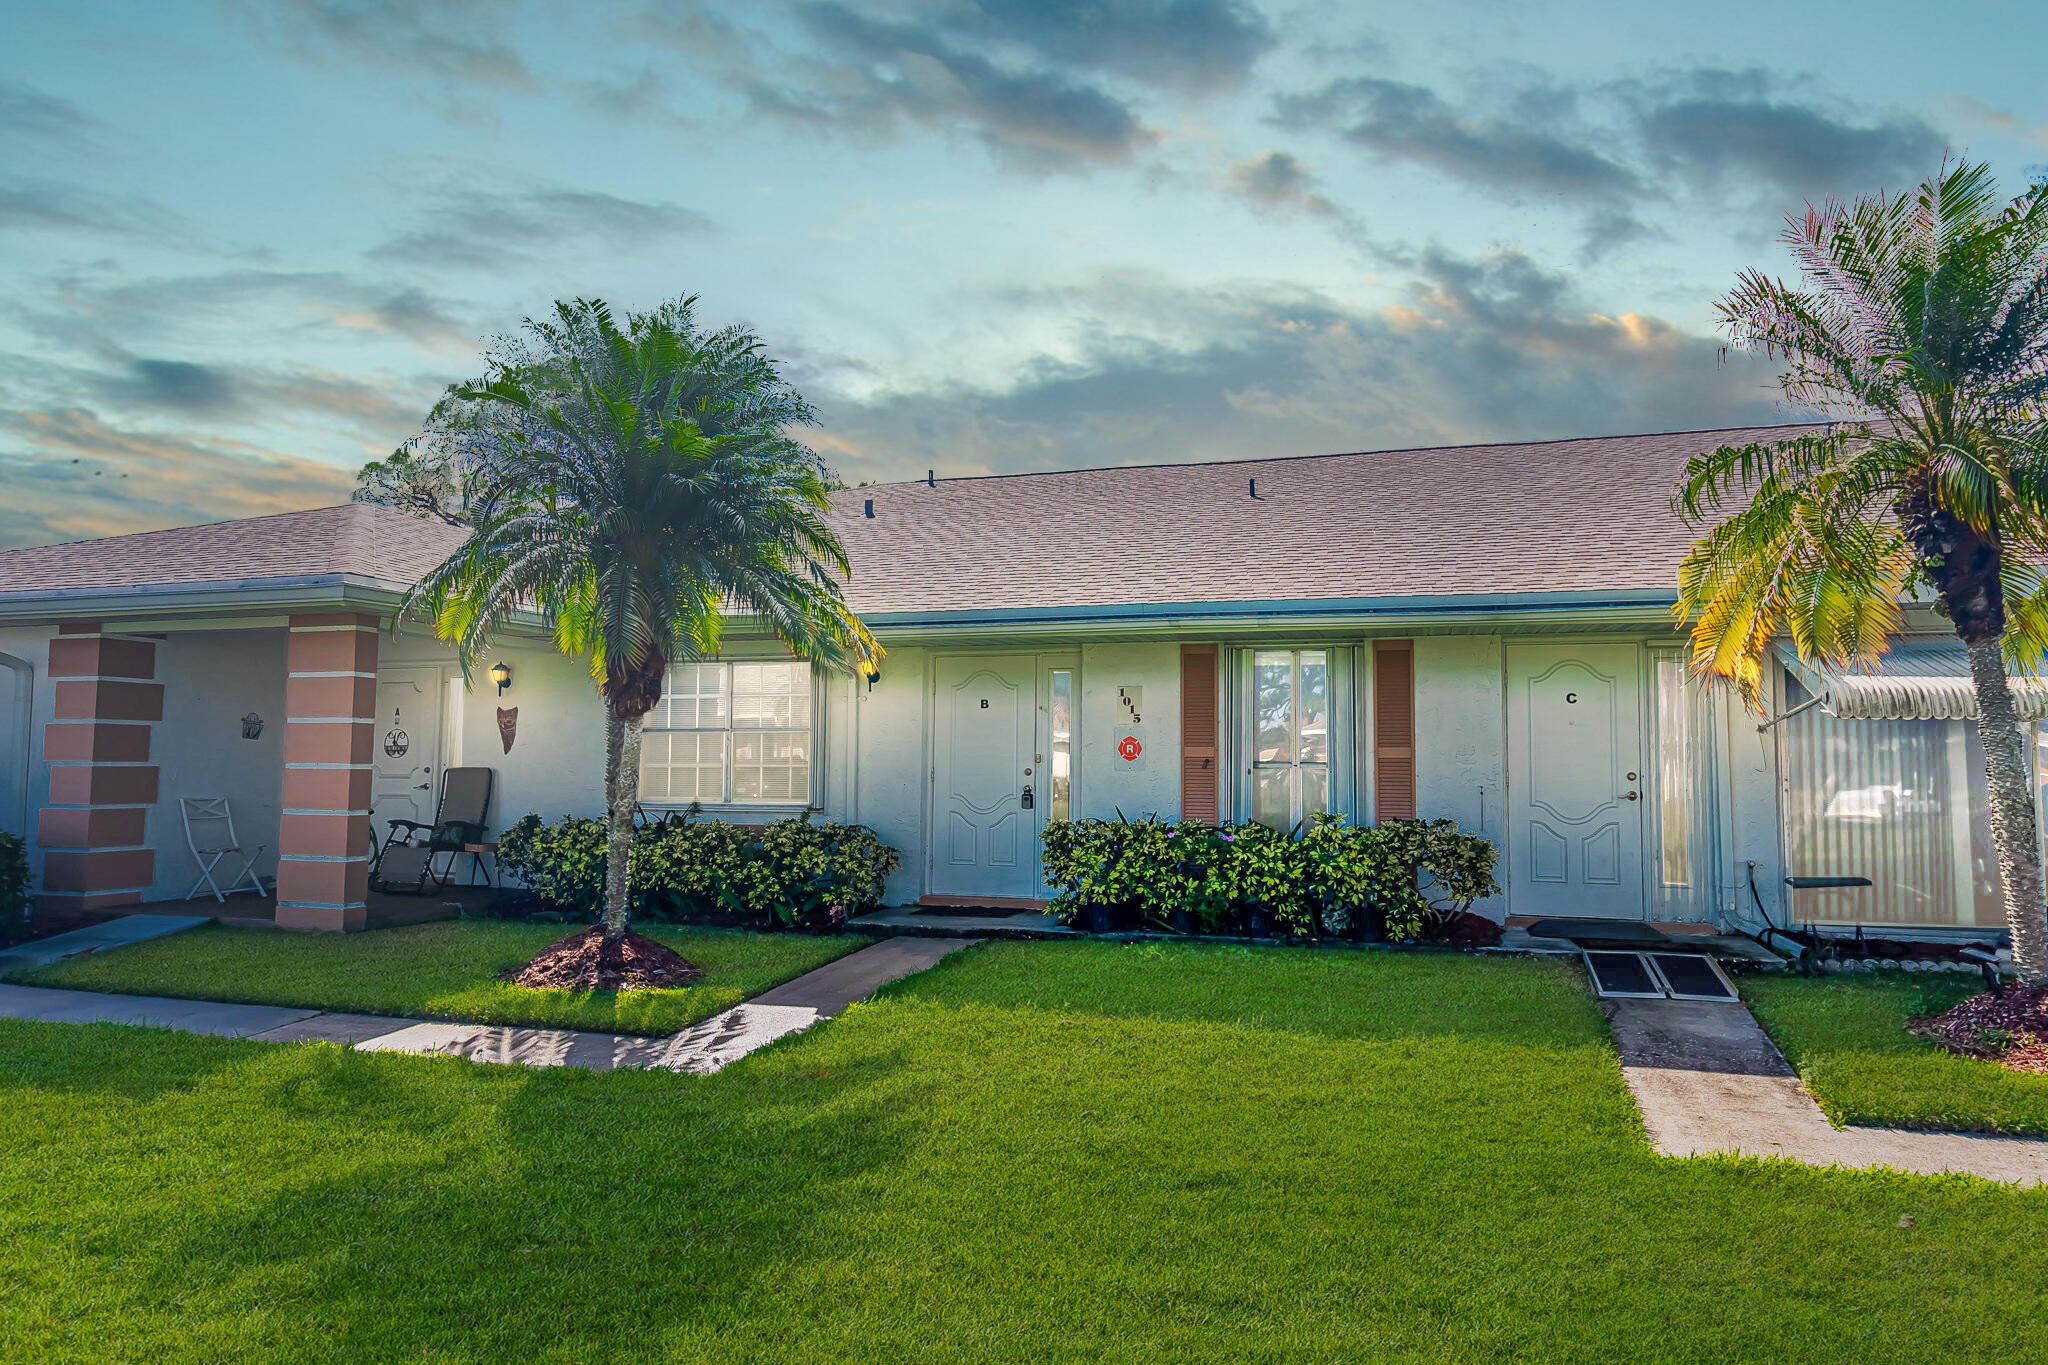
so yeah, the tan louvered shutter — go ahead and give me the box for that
[1373,640,1416,820]
[1181,644,1220,824]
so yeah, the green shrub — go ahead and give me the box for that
[495,810,901,931]
[1040,812,1499,943]
[0,830,27,924]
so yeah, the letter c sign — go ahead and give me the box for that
[1565,692,1578,704]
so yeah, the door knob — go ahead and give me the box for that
[1622,791,1639,801]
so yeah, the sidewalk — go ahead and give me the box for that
[1610,996,2048,1187]
[0,930,976,1074]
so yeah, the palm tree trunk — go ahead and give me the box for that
[601,709,642,940]
[1963,634,2048,980]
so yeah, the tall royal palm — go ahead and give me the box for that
[405,297,878,946]
[1674,160,2048,978]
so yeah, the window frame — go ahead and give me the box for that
[638,658,821,811]
[1245,646,1335,830]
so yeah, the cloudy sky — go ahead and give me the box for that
[4,1,2044,550]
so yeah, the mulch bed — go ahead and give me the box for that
[498,926,704,993]
[1911,982,2048,1074]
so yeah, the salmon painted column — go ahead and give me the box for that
[37,624,162,916]
[276,613,380,932]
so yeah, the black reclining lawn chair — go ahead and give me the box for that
[374,767,494,895]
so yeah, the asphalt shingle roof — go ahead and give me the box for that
[0,502,467,598]
[0,423,1820,617]
[820,422,1821,616]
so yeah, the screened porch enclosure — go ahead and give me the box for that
[1774,645,2048,930]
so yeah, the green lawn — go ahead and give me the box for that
[8,921,864,1035]
[1742,970,2048,1137]
[2,942,2045,1362]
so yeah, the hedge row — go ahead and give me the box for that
[497,812,901,931]
[1040,813,1499,942]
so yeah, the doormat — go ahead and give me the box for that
[1526,917,1672,947]
[1584,951,1738,1002]
[912,906,1037,918]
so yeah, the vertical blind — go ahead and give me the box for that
[1778,675,2005,927]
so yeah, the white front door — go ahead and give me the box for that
[373,668,444,835]
[931,654,1042,901]
[1506,642,1647,920]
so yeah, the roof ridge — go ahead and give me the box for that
[835,419,1831,492]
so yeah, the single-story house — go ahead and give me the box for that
[0,421,2034,936]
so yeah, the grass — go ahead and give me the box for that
[1742,969,2048,1137]
[2,941,2046,1362]
[7,920,864,1035]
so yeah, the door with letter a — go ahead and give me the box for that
[1506,642,1647,919]
[930,654,1059,902]
[372,668,444,836]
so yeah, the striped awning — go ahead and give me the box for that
[1774,641,2048,722]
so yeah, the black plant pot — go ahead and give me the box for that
[1243,908,1274,938]
[1084,904,1119,934]
[1169,909,1194,935]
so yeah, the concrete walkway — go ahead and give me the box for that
[0,935,977,1074]
[0,912,211,974]
[1610,998,2048,1187]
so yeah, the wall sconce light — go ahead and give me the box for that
[490,661,513,695]
[862,659,881,693]
[240,712,265,740]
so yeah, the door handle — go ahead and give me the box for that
[1021,783,1034,810]
[1622,791,1639,801]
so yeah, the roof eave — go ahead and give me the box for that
[0,573,410,625]
[856,588,1680,642]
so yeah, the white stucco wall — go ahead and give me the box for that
[1077,641,1181,822]
[149,630,288,900]
[1412,634,1508,918]
[376,632,611,827]
[838,644,928,904]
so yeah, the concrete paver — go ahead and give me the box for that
[1610,997,2048,1186]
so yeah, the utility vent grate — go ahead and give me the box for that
[1584,951,1738,1002]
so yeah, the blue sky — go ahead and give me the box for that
[3,0,2044,549]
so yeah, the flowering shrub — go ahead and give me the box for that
[497,811,901,931]
[1041,812,1499,943]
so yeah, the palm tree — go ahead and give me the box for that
[1673,160,2048,979]
[403,297,879,955]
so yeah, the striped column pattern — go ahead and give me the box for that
[38,624,162,915]
[275,613,379,932]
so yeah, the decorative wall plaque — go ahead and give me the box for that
[496,706,518,753]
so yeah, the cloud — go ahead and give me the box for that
[237,0,533,88]
[1226,150,1343,218]
[945,0,1274,93]
[25,268,477,355]
[778,3,1158,172]
[370,187,715,269]
[1627,69,1943,198]
[0,180,183,240]
[0,407,358,550]
[807,255,1789,484]
[0,80,101,149]
[1276,76,1640,201]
